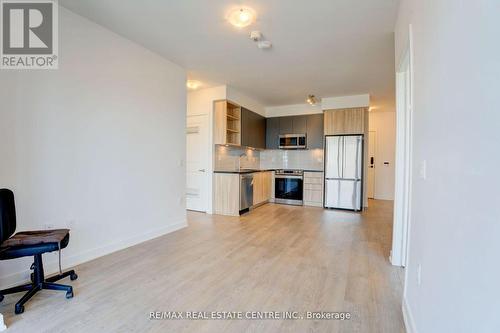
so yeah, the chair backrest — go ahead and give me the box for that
[0,189,16,244]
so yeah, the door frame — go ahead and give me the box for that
[391,25,414,267]
[367,131,376,199]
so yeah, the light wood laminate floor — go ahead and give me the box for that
[1,200,405,333]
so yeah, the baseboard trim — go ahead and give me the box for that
[0,219,187,289]
[403,296,417,333]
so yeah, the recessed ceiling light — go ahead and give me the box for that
[186,80,202,90]
[306,94,318,106]
[227,7,256,28]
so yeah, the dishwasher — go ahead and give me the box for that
[239,173,254,214]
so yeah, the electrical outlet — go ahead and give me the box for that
[419,160,427,180]
[417,264,422,286]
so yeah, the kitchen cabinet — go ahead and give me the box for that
[214,173,240,216]
[279,117,293,134]
[324,107,367,135]
[291,116,307,134]
[214,171,272,217]
[241,107,266,149]
[307,113,324,149]
[266,114,324,149]
[214,100,241,145]
[279,116,306,134]
[266,118,280,149]
[303,171,324,207]
[253,171,272,206]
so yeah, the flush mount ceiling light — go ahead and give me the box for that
[186,80,202,90]
[227,7,256,28]
[306,94,318,106]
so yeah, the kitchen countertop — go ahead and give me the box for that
[214,169,323,174]
[214,169,273,174]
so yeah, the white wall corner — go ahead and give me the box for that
[403,296,417,333]
[321,94,370,110]
[225,85,266,117]
[265,103,323,118]
[0,313,5,331]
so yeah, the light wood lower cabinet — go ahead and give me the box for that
[214,171,273,216]
[303,172,324,207]
[253,171,272,206]
[214,173,240,216]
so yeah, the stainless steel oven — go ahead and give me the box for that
[274,170,303,206]
[279,134,307,149]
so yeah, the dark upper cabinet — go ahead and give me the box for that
[278,117,293,134]
[266,117,280,149]
[265,114,324,150]
[291,116,307,134]
[306,113,324,149]
[241,107,266,149]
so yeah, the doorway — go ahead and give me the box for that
[186,114,210,212]
[367,131,376,199]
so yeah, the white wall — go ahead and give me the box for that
[369,111,396,200]
[321,94,370,110]
[0,8,187,288]
[187,85,226,117]
[395,1,500,332]
[265,103,322,118]
[226,85,266,117]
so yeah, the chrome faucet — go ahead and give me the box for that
[238,152,246,171]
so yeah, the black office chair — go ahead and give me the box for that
[0,189,78,314]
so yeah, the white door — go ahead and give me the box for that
[367,131,376,199]
[186,115,209,212]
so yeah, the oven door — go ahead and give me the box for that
[274,175,303,205]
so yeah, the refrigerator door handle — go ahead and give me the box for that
[337,137,342,178]
[352,136,361,211]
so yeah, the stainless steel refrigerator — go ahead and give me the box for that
[324,135,363,211]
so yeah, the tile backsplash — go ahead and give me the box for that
[260,149,324,171]
[215,145,324,172]
[214,145,261,171]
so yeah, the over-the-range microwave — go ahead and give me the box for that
[279,134,307,149]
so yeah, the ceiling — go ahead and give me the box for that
[60,0,399,110]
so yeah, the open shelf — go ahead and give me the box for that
[214,100,242,146]
[226,114,240,121]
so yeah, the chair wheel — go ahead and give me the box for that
[70,273,78,281]
[66,291,74,299]
[15,305,24,314]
